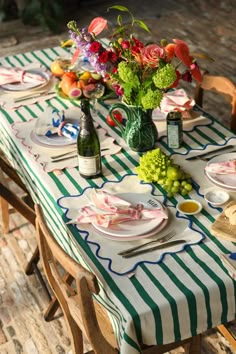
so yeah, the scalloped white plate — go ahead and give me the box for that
[2,69,50,91]
[205,153,236,190]
[92,193,168,238]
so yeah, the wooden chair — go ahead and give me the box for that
[35,203,202,354]
[0,152,60,321]
[194,73,236,133]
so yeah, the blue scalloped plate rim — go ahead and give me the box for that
[57,174,205,276]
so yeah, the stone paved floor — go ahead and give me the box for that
[0,1,236,353]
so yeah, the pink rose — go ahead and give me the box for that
[141,44,166,67]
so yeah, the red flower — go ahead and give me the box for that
[190,62,202,82]
[165,43,176,61]
[109,51,117,62]
[98,51,109,63]
[121,40,130,49]
[170,70,181,88]
[181,71,192,82]
[132,37,144,49]
[173,39,202,82]
[90,41,101,53]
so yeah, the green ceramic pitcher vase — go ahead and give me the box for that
[108,103,158,152]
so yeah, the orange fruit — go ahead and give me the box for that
[59,75,77,96]
[63,71,78,81]
[50,59,65,77]
[77,79,86,89]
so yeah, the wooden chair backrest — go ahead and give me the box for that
[0,153,35,227]
[194,73,236,132]
[35,204,118,354]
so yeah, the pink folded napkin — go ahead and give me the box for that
[0,66,47,86]
[160,89,195,116]
[70,190,168,228]
[205,160,236,174]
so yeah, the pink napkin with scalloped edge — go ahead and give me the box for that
[0,66,47,86]
[68,189,168,228]
[160,89,195,113]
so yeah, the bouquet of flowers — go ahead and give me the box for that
[67,5,209,110]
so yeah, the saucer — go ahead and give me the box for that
[204,189,230,206]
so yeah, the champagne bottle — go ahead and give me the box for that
[77,99,102,179]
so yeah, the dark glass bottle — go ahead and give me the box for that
[77,99,102,178]
[167,111,183,149]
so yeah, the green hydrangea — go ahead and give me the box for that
[153,64,176,89]
[141,88,163,109]
[118,61,139,85]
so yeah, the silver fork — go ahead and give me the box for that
[118,230,176,256]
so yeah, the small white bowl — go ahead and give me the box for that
[176,199,202,215]
[204,189,230,206]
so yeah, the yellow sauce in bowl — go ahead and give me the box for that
[177,200,202,215]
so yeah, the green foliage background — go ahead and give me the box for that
[0,0,65,33]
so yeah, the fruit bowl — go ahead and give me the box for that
[54,69,117,102]
[55,82,117,102]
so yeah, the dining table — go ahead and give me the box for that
[0,45,236,354]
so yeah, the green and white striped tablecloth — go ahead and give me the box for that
[0,47,236,354]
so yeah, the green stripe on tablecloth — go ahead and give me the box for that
[35,103,44,111]
[122,150,139,167]
[68,226,143,345]
[183,131,204,146]
[13,55,24,67]
[131,276,163,343]
[193,126,219,144]
[15,110,28,122]
[188,250,228,324]
[0,108,14,124]
[159,262,198,337]
[172,254,212,329]
[41,49,55,62]
[50,47,61,57]
[30,51,50,69]
[24,106,37,118]
[141,264,181,341]
[22,53,32,63]
[103,158,122,179]
[123,332,141,352]
[112,154,134,175]
[3,57,14,66]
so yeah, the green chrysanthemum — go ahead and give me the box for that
[153,64,177,89]
[141,88,163,110]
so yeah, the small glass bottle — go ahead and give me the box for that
[167,111,183,149]
[77,99,102,179]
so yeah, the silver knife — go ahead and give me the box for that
[14,91,55,102]
[121,240,186,258]
[51,154,77,163]
[51,147,109,163]
[186,145,234,161]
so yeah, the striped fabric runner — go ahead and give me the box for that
[0,47,236,354]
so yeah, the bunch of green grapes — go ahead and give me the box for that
[136,148,193,198]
